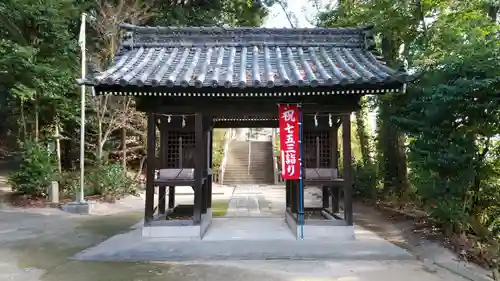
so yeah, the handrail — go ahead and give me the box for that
[219,128,231,185]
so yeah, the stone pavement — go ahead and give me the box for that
[72,228,414,261]
[203,218,296,241]
[225,184,285,217]
[225,185,263,217]
[72,184,413,262]
[224,184,324,217]
[205,184,327,241]
[161,184,324,215]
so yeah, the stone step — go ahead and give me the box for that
[224,140,274,185]
[225,169,273,172]
[225,163,272,167]
[228,153,269,156]
[224,174,274,178]
[224,176,274,180]
[224,177,273,182]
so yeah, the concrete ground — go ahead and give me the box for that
[0,179,469,281]
[203,218,296,240]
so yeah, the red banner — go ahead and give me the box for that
[278,104,301,180]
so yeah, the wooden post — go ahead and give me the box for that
[295,180,304,220]
[322,185,329,208]
[207,128,213,209]
[158,124,166,215]
[315,136,320,167]
[285,179,290,209]
[342,114,353,226]
[179,137,183,168]
[193,113,204,224]
[201,121,208,214]
[144,112,156,225]
[318,134,329,208]
[331,120,340,213]
[290,180,297,214]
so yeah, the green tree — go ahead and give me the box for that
[318,0,500,271]
[0,0,80,142]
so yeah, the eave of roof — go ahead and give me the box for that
[81,24,410,95]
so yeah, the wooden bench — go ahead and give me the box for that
[154,168,212,187]
[304,168,344,186]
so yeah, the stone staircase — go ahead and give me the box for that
[223,140,274,185]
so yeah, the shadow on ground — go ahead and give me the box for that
[0,210,179,281]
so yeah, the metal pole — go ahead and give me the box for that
[55,123,62,175]
[298,104,304,240]
[78,13,86,203]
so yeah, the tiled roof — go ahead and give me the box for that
[83,24,409,93]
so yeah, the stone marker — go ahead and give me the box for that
[48,181,59,203]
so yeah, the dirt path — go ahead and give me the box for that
[353,201,493,281]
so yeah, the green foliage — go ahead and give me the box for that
[66,162,140,199]
[8,141,56,197]
[212,129,227,172]
[152,0,268,27]
[318,0,500,267]
[430,198,470,233]
[395,34,500,208]
[352,160,379,199]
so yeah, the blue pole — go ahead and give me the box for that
[298,104,304,240]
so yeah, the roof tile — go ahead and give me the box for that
[85,24,409,91]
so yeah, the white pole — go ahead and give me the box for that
[78,13,86,203]
[55,123,62,175]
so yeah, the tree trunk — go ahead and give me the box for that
[121,99,127,170]
[488,5,498,22]
[378,36,409,198]
[20,100,27,142]
[355,97,372,166]
[97,119,103,163]
[121,127,126,170]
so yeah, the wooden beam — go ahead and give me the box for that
[96,82,402,96]
[137,96,362,115]
[150,115,346,130]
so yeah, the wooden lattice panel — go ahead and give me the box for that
[303,131,331,168]
[166,131,196,168]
